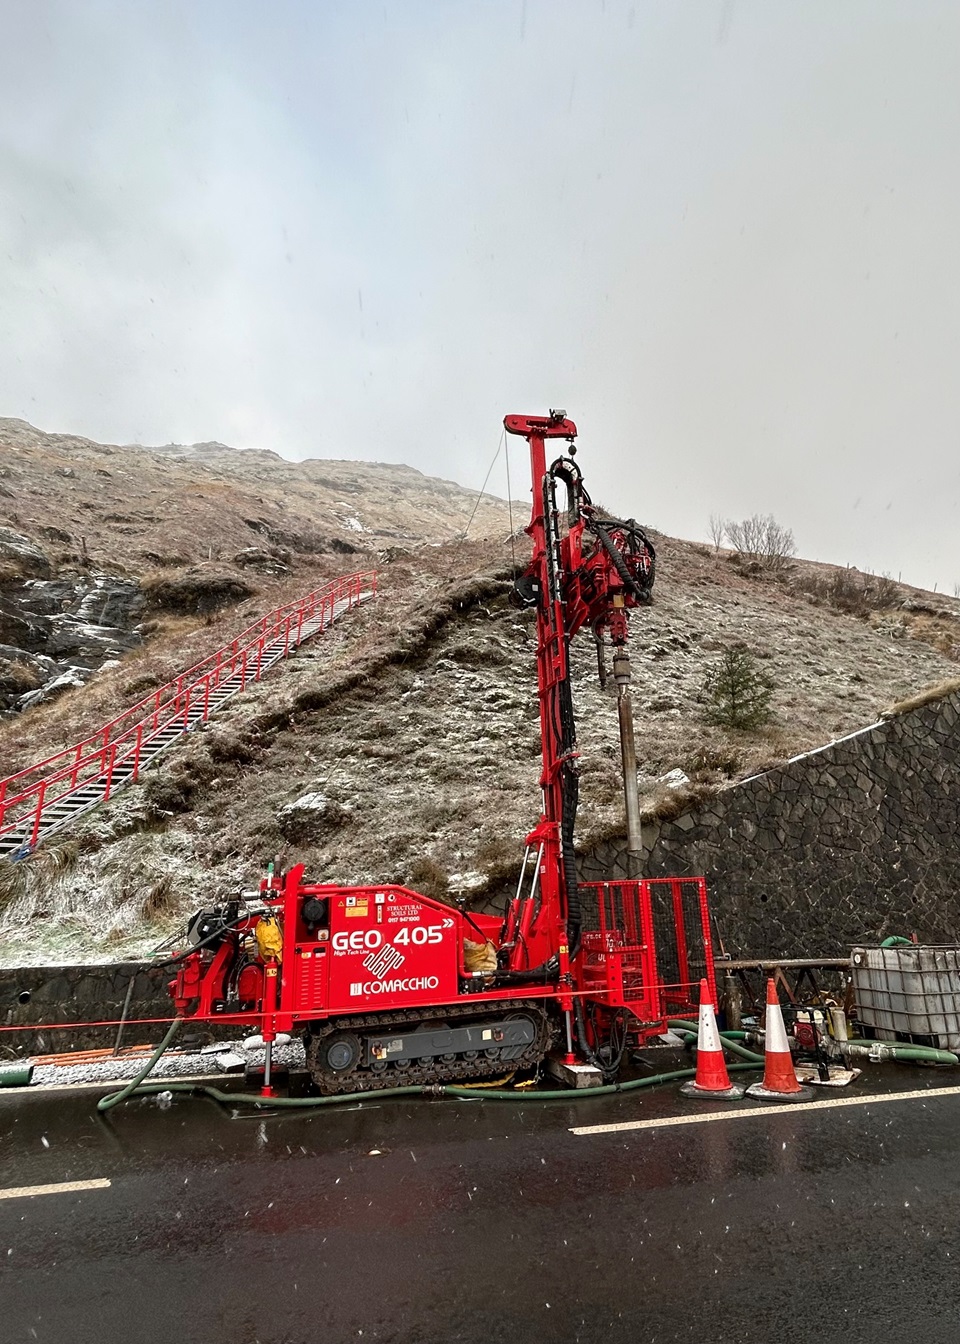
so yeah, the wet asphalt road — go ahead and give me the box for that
[3,1069,960,1344]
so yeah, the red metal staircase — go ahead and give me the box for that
[0,571,376,860]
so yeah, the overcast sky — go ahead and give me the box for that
[2,1,959,589]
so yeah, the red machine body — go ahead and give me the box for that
[169,413,716,1093]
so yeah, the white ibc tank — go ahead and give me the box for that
[851,944,960,1051]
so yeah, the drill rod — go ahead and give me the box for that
[613,647,643,878]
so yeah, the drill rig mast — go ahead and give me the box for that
[501,411,654,970]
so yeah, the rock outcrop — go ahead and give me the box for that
[0,525,144,714]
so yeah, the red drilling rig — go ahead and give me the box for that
[169,412,716,1094]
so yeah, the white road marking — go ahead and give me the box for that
[571,1084,960,1136]
[0,1178,111,1201]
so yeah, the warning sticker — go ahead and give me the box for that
[344,899,369,919]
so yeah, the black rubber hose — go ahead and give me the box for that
[574,998,608,1077]
[150,915,250,971]
[556,664,582,958]
[588,519,655,602]
[494,956,559,986]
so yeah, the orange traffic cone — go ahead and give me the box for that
[680,978,745,1100]
[746,979,813,1103]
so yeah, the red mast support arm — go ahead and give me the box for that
[504,412,579,965]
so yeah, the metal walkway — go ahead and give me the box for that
[0,573,376,861]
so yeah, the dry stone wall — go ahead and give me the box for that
[1,961,178,1054]
[579,689,960,959]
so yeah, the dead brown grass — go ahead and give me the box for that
[0,659,41,694]
[0,858,28,913]
[640,781,720,824]
[249,566,514,736]
[880,678,960,720]
[141,874,178,919]
[406,856,448,900]
[793,566,902,616]
[901,613,960,660]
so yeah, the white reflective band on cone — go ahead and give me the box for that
[699,999,723,1054]
[766,1000,792,1056]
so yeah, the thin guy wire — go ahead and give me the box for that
[458,429,504,546]
[505,435,517,582]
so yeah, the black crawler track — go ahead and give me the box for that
[304,998,559,1094]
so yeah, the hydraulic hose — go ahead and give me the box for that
[666,1020,766,1064]
[494,958,559,986]
[586,518,656,602]
[97,1061,763,1110]
[573,998,606,1076]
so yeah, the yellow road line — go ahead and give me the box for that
[571,1084,960,1136]
[0,1178,112,1201]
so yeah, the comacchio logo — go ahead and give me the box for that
[349,976,440,996]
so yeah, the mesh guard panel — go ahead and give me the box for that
[579,877,713,1020]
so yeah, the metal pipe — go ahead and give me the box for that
[564,1010,575,1058]
[112,975,137,1057]
[612,647,642,877]
[513,846,531,902]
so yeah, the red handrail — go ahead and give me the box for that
[1,571,377,851]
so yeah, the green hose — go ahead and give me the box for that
[880,936,915,948]
[885,1045,958,1065]
[98,1061,764,1110]
[0,1062,34,1088]
[666,1020,766,1064]
[95,1011,772,1112]
[97,1018,183,1112]
[90,1007,958,1115]
[667,1014,959,1068]
[844,1041,960,1066]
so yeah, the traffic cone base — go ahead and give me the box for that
[747,978,814,1104]
[680,1078,745,1100]
[745,1079,813,1102]
[680,978,745,1102]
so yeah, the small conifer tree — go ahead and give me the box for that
[702,644,775,731]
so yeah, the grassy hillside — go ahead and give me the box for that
[2,510,958,965]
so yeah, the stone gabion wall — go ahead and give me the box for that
[579,689,960,959]
[0,961,176,1055]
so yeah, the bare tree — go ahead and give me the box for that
[708,514,725,555]
[723,513,796,573]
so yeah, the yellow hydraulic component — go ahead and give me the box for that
[256,915,283,962]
